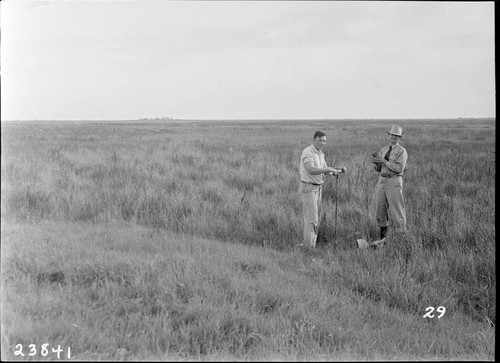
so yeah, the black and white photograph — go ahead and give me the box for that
[1,0,495,361]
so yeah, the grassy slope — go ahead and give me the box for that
[1,221,494,361]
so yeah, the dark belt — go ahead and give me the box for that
[301,181,322,186]
[381,173,401,178]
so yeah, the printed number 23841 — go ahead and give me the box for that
[14,344,71,359]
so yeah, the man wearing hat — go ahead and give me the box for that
[371,125,408,245]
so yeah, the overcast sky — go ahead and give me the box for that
[1,1,495,120]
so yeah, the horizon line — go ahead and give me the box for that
[1,117,496,122]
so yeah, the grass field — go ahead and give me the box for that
[1,118,495,360]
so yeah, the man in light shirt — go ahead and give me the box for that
[299,131,346,248]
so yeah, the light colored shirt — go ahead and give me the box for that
[379,143,407,175]
[300,144,327,184]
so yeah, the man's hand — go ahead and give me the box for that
[372,156,385,164]
[326,166,346,176]
[325,167,339,176]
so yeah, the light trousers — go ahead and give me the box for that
[375,176,407,232]
[299,182,323,247]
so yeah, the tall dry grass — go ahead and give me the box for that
[1,119,496,359]
[1,221,495,360]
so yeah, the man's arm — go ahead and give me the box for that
[383,149,407,173]
[304,161,341,175]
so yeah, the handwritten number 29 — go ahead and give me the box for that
[423,306,446,318]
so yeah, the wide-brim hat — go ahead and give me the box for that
[387,125,403,137]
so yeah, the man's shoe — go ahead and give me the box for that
[380,226,388,240]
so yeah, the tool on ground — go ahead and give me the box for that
[357,238,369,249]
[325,167,345,242]
[334,174,338,240]
[356,237,386,249]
